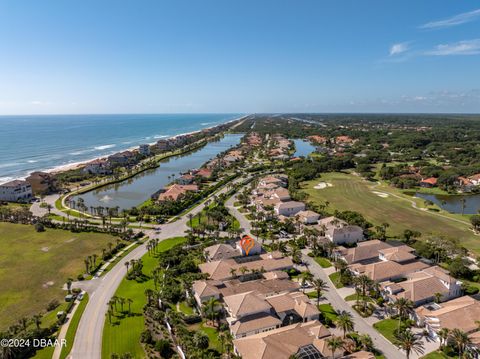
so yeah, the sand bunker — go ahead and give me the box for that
[314,182,333,190]
[41,247,49,252]
[65,238,77,243]
[372,191,389,198]
[42,281,54,288]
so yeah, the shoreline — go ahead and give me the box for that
[1,115,248,184]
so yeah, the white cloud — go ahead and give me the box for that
[389,42,409,56]
[424,39,480,56]
[420,8,480,29]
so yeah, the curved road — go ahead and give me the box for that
[69,176,247,359]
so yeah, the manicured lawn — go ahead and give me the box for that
[328,272,344,288]
[315,256,332,268]
[344,293,373,302]
[301,172,480,255]
[0,222,117,330]
[102,237,186,359]
[178,301,195,315]
[60,293,89,359]
[188,321,222,351]
[421,352,451,359]
[318,303,338,322]
[373,318,402,343]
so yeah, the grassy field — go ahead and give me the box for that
[0,222,117,330]
[301,172,480,254]
[102,237,186,359]
[60,293,89,359]
[315,256,332,268]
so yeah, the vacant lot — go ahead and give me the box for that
[0,222,116,330]
[301,172,480,255]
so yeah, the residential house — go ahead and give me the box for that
[157,184,199,201]
[415,296,480,341]
[178,173,195,185]
[198,254,294,281]
[233,321,341,359]
[334,240,396,265]
[275,201,306,217]
[108,151,135,166]
[381,266,462,307]
[0,180,33,202]
[295,210,320,225]
[468,173,480,186]
[82,159,111,175]
[138,144,150,156]
[204,243,240,261]
[420,177,438,188]
[192,276,300,308]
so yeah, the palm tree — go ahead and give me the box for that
[193,331,210,351]
[434,292,443,304]
[393,297,414,330]
[438,328,450,350]
[358,334,374,352]
[449,328,471,358]
[31,314,42,330]
[229,268,237,278]
[127,298,133,314]
[326,336,344,359]
[312,278,328,306]
[396,329,424,359]
[335,311,354,338]
[202,297,221,327]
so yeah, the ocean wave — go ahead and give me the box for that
[0,177,15,184]
[201,122,213,126]
[153,134,169,139]
[70,149,93,155]
[94,144,116,150]
[27,160,38,163]
[0,162,21,169]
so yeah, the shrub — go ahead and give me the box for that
[46,299,60,311]
[35,222,45,232]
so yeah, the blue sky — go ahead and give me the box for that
[0,0,479,114]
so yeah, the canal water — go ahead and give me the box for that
[72,134,243,210]
[293,139,316,157]
[414,192,480,215]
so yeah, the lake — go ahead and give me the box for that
[71,134,242,210]
[415,192,480,214]
[293,139,316,157]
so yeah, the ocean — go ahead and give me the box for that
[0,113,242,183]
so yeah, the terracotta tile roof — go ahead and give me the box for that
[416,296,480,333]
[204,243,239,261]
[158,184,199,201]
[231,312,282,336]
[421,177,438,185]
[224,291,272,317]
[198,256,294,281]
[233,321,332,359]
[352,259,430,282]
[339,240,391,264]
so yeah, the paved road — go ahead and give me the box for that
[69,176,247,359]
[302,253,404,359]
[225,193,252,234]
